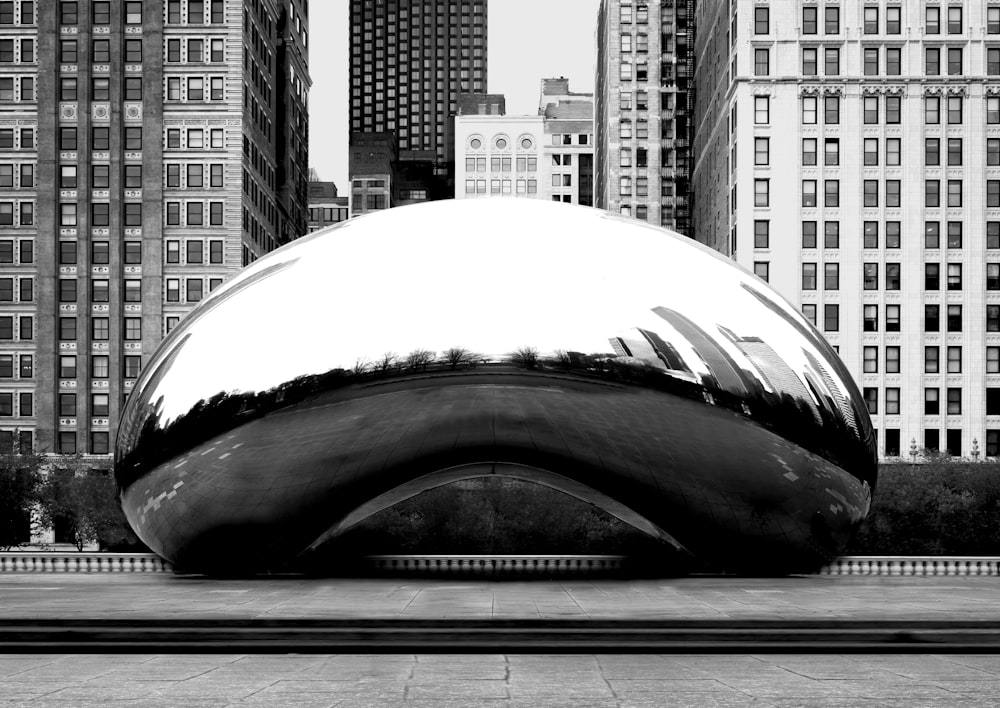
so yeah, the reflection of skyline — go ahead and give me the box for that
[608,329,699,383]
[652,307,752,396]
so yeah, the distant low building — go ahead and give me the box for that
[307,172,349,232]
[455,79,593,205]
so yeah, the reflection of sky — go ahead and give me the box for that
[136,199,855,426]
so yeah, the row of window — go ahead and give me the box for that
[754,5,997,37]
[0,77,34,103]
[0,128,33,151]
[57,241,141,265]
[860,387,1000,418]
[56,431,111,455]
[751,178,1000,209]
[0,2,33,25]
[762,136,1000,168]
[463,179,538,195]
[59,75,141,102]
[58,127,145,152]
[59,39,142,65]
[57,203,140,228]
[166,38,225,63]
[759,220,1000,250]
[0,202,33,226]
[802,261,999,292]
[0,391,32,417]
[165,76,225,102]
[0,39,33,64]
[59,164,142,190]
[165,201,224,227]
[752,45,1000,79]
[59,1,142,25]
[463,156,538,173]
[165,277,222,302]
[56,239,222,267]
[799,302,1000,334]
[863,304,1000,333]
[165,164,224,189]
[58,317,141,341]
[748,94,996,127]
[58,354,141,380]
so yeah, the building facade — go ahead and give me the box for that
[306,175,348,232]
[692,0,1000,460]
[0,0,308,460]
[349,0,487,202]
[455,79,594,204]
[595,0,694,233]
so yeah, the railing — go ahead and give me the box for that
[0,552,998,577]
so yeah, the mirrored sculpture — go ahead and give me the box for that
[115,199,876,575]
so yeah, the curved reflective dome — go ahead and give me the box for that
[115,199,876,575]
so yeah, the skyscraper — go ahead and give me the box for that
[595,0,694,233]
[0,0,309,459]
[348,0,487,206]
[692,1,999,460]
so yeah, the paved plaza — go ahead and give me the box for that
[1,652,999,706]
[1,573,999,704]
[0,573,998,622]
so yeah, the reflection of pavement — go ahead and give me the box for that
[1,653,998,706]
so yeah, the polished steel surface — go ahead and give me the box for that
[115,199,876,574]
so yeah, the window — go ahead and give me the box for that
[824,139,839,166]
[754,137,769,166]
[802,180,816,207]
[925,346,940,373]
[990,49,1000,76]
[926,47,940,75]
[125,356,141,379]
[863,263,878,290]
[825,48,840,75]
[947,96,963,124]
[802,222,817,249]
[125,318,141,341]
[754,179,769,207]
[124,279,141,303]
[925,96,940,124]
[864,388,878,415]
[926,138,940,166]
[824,304,839,331]
[864,346,878,373]
[863,96,878,124]
[753,262,769,282]
[863,7,878,34]
[59,317,75,341]
[948,180,962,208]
[990,181,1000,209]
[92,38,110,63]
[801,263,817,290]
[864,139,878,166]
[948,6,962,34]
[802,304,817,326]
[824,180,839,208]
[886,48,901,75]
[824,263,839,290]
[885,263,900,290]
[927,6,940,34]
[948,304,962,332]
[886,347,900,374]
[802,96,817,124]
[186,279,203,302]
[990,348,1000,374]
[864,304,878,332]
[989,305,1000,332]
[59,393,76,417]
[947,263,962,290]
[824,96,839,124]
[925,180,940,208]
[803,6,817,34]
[754,96,769,124]
[166,279,179,302]
[886,139,901,167]
[886,222,900,249]
[886,305,900,332]
[864,48,879,75]
[754,6,769,34]
[60,127,77,151]
[925,388,940,415]
[864,222,878,249]
[125,241,142,264]
[803,48,817,76]
[947,346,962,374]
[754,220,769,249]
[886,181,900,208]
[825,6,840,33]
[60,39,77,63]
[802,138,817,166]
[947,388,962,415]
[886,6,900,34]
[754,48,769,76]
[91,317,109,341]
[989,263,1000,291]
[824,222,839,248]
[886,96,901,124]
[926,263,940,290]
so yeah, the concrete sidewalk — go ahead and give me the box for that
[0,573,996,622]
[1,652,999,707]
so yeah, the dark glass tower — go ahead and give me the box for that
[349,0,487,203]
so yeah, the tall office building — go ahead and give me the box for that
[693,1,1000,460]
[348,0,487,205]
[595,0,694,233]
[0,0,309,460]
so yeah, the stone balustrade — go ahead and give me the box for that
[1,552,998,576]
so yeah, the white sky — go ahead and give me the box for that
[307,0,601,191]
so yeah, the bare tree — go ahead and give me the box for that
[510,346,539,369]
[405,348,434,371]
[442,347,472,370]
[376,352,399,373]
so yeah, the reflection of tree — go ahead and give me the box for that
[376,352,399,373]
[510,346,539,369]
[405,348,434,371]
[442,347,478,370]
